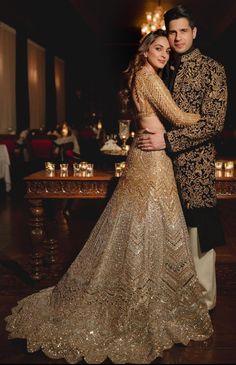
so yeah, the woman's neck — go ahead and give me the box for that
[143,63,158,74]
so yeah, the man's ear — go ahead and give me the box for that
[193,26,197,40]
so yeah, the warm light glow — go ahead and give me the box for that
[61,123,69,137]
[97,121,103,130]
[29,67,38,84]
[55,75,61,89]
[0,55,3,76]
[141,3,166,35]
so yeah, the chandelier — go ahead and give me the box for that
[141,1,166,35]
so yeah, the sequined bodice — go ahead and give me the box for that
[133,67,200,126]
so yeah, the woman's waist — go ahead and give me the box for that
[135,128,165,137]
[128,139,170,162]
[136,114,165,133]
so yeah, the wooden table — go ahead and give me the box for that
[24,169,116,279]
[24,168,236,280]
[215,168,236,199]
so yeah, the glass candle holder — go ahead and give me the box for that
[79,161,88,176]
[120,161,126,170]
[115,162,122,177]
[73,162,81,175]
[215,169,223,178]
[224,169,234,178]
[115,162,126,177]
[60,163,69,176]
[45,162,55,176]
[60,163,68,172]
[224,161,234,170]
[45,161,55,171]
[86,163,94,177]
[215,161,223,170]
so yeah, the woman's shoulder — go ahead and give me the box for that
[135,67,145,79]
[135,67,158,81]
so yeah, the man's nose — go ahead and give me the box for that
[175,32,181,41]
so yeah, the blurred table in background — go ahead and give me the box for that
[22,165,236,280]
[215,165,236,199]
[24,169,117,280]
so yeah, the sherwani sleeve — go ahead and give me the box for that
[134,71,200,126]
[165,63,228,153]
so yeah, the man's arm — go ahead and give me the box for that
[137,129,166,151]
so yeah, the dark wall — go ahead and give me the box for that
[0,0,95,130]
[0,0,235,140]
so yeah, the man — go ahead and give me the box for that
[138,5,228,310]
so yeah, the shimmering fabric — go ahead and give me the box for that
[133,67,200,125]
[5,137,213,364]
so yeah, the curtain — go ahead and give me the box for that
[0,22,16,134]
[45,51,57,130]
[27,39,46,130]
[16,31,30,133]
[55,56,65,124]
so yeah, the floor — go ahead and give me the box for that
[0,185,236,364]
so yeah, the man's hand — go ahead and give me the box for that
[137,129,166,151]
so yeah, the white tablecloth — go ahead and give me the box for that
[0,144,11,192]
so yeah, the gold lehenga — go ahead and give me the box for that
[5,142,213,364]
[5,69,213,364]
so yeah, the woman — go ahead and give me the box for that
[53,122,80,160]
[5,30,213,364]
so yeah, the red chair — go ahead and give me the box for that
[0,136,17,159]
[27,138,55,170]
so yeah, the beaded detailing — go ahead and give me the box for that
[5,142,213,364]
[133,67,200,126]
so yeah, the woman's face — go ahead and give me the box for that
[61,124,69,137]
[144,36,171,70]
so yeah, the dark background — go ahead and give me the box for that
[0,0,235,136]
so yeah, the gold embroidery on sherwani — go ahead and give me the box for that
[166,49,228,209]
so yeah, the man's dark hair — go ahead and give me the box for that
[164,4,196,31]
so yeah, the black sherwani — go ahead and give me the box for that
[163,48,228,252]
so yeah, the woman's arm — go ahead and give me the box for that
[134,70,200,126]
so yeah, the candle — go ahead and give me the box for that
[86,163,94,177]
[215,161,223,170]
[224,170,234,177]
[60,163,69,176]
[45,162,55,176]
[73,162,80,175]
[79,161,88,176]
[224,161,234,170]
[115,163,122,177]
[97,121,102,130]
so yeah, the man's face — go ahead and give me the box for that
[167,17,197,54]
